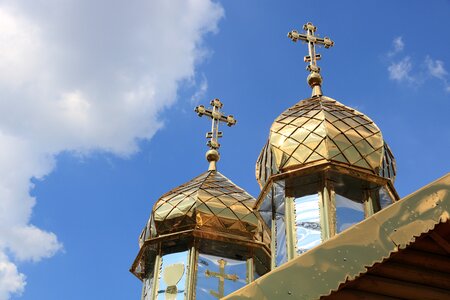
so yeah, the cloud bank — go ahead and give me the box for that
[0,0,223,298]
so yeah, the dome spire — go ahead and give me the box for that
[288,22,334,97]
[194,98,236,171]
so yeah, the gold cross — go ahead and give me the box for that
[288,22,334,97]
[194,98,236,171]
[205,259,239,299]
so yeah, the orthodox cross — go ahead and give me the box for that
[194,98,236,171]
[205,259,239,299]
[287,22,334,97]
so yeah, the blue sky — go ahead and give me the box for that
[0,1,448,299]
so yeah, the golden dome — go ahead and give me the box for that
[139,170,269,246]
[256,96,396,187]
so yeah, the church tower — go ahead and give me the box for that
[130,99,271,299]
[255,22,399,269]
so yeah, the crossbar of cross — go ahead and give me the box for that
[194,98,236,150]
[288,22,334,73]
[205,259,239,299]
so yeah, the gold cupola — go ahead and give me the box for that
[255,22,399,270]
[256,96,396,187]
[131,99,270,300]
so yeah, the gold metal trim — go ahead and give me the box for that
[194,98,236,171]
[144,229,269,251]
[364,190,375,218]
[185,246,197,300]
[130,227,271,280]
[321,184,332,240]
[270,217,276,270]
[328,187,337,237]
[150,254,161,300]
[255,161,398,210]
[246,258,254,284]
[284,196,296,260]
[287,22,334,97]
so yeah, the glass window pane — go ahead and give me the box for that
[275,214,287,266]
[259,187,272,229]
[274,180,285,214]
[196,254,247,299]
[294,194,321,254]
[379,187,393,209]
[157,251,189,300]
[272,179,287,267]
[335,194,365,233]
[253,269,260,281]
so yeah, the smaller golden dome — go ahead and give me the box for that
[256,96,396,187]
[139,170,268,246]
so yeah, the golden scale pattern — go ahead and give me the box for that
[150,170,261,239]
[257,96,395,187]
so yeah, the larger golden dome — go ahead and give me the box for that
[256,96,396,187]
[139,170,269,247]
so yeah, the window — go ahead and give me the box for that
[196,254,247,299]
[273,181,287,266]
[379,186,393,209]
[275,211,287,265]
[294,194,321,254]
[335,194,364,233]
[156,251,189,300]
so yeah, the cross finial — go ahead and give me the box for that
[194,98,236,171]
[288,22,334,97]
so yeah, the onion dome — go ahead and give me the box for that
[138,99,268,247]
[256,95,396,188]
[139,170,268,247]
[132,99,271,291]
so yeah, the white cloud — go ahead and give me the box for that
[191,74,208,104]
[0,1,223,298]
[425,57,447,79]
[388,36,404,57]
[388,56,414,83]
[386,37,450,92]
[0,253,25,300]
[425,56,450,92]
[387,37,415,84]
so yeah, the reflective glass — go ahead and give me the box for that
[273,180,285,213]
[196,254,247,299]
[294,194,321,254]
[275,214,287,266]
[254,268,261,280]
[142,273,154,300]
[273,180,287,266]
[335,194,365,233]
[379,187,393,209]
[157,251,189,300]
[259,188,272,229]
